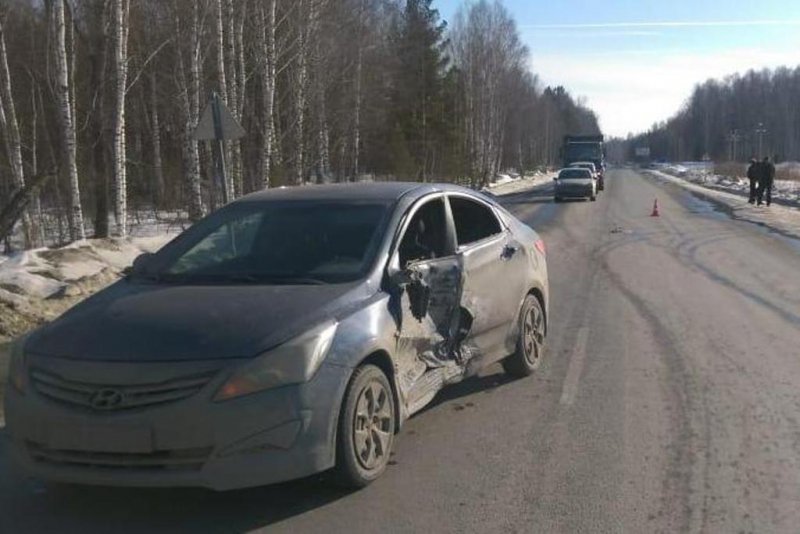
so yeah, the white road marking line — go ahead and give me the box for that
[560,326,589,406]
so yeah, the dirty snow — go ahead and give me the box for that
[646,169,800,241]
[484,170,556,196]
[0,235,176,342]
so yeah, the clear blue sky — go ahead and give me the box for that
[434,0,800,136]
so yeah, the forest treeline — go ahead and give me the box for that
[626,67,800,164]
[0,0,599,249]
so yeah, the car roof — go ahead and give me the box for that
[233,181,480,204]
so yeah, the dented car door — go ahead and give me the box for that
[390,196,466,415]
[448,194,528,372]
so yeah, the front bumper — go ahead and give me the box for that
[555,184,594,198]
[5,357,351,490]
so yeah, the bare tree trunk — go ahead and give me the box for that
[0,18,37,247]
[88,0,111,238]
[351,0,366,182]
[234,3,246,194]
[112,0,131,237]
[29,78,44,245]
[0,171,55,245]
[314,38,330,183]
[149,70,165,206]
[258,0,276,189]
[292,0,319,185]
[213,0,234,200]
[175,1,204,221]
[224,0,244,197]
[50,0,85,241]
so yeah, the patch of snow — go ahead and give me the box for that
[483,171,557,196]
[0,234,177,341]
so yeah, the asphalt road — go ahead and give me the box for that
[2,169,800,533]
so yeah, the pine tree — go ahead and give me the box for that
[389,0,448,182]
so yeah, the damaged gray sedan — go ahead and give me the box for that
[5,183,548,490]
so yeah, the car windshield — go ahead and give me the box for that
[142,202,390,284]
[559,169,590,180]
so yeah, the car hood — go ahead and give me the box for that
[27,280,371,361]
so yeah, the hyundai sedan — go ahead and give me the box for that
[5,183,548,490]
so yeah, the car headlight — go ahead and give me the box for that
[213,321,338,402]
[8,335,29,395]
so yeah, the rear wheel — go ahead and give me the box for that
[334,365,396,488]
[503,295,546,377]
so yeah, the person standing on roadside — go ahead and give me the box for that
[746,157,759,204]
[757,156,775,206]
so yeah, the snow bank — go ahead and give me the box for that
[0,235,176,342]
[654,162,800,206]
[483,170,555,196]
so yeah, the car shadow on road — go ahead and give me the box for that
[0,427,356,533]
[414,370,517,417]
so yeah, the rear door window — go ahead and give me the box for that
[449,196,502,247]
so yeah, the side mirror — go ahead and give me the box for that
[389,268,415,287]
[125,252,154,276]
[553,177,558,181]
[387,266,429,320]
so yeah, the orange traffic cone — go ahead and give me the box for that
[651,198,660,217]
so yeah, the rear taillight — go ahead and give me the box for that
[534,239,546,256]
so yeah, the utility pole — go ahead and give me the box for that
[728,129,740,161]
[755,123,767,158]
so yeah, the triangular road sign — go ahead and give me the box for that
[195,94,246,140]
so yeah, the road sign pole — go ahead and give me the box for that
[210,92,229,204]
[194,91,245,202]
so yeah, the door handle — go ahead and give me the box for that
[501,244,518,259]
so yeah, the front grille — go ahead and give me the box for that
[27,441,211,472]
[30,368,216,412]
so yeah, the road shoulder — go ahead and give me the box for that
[644,169,800,241]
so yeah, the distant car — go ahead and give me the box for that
[554,168,596,202]
[570,161,604,191]
[5,182,549,491]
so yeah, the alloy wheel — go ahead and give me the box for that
[353,380,394,471]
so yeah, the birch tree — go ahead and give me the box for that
[112,0,130,236]
[49,0,85,241]
[257,0,276,189]
[0,16,38,247]
[174,0,204,221]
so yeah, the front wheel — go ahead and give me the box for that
[503,295,546,377]
[334,365,396,488]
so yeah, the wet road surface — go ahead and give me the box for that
[2,169,799,533]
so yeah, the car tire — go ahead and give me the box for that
[590,194,597,201]
[333,364,396,488]
[502,295,546,378]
